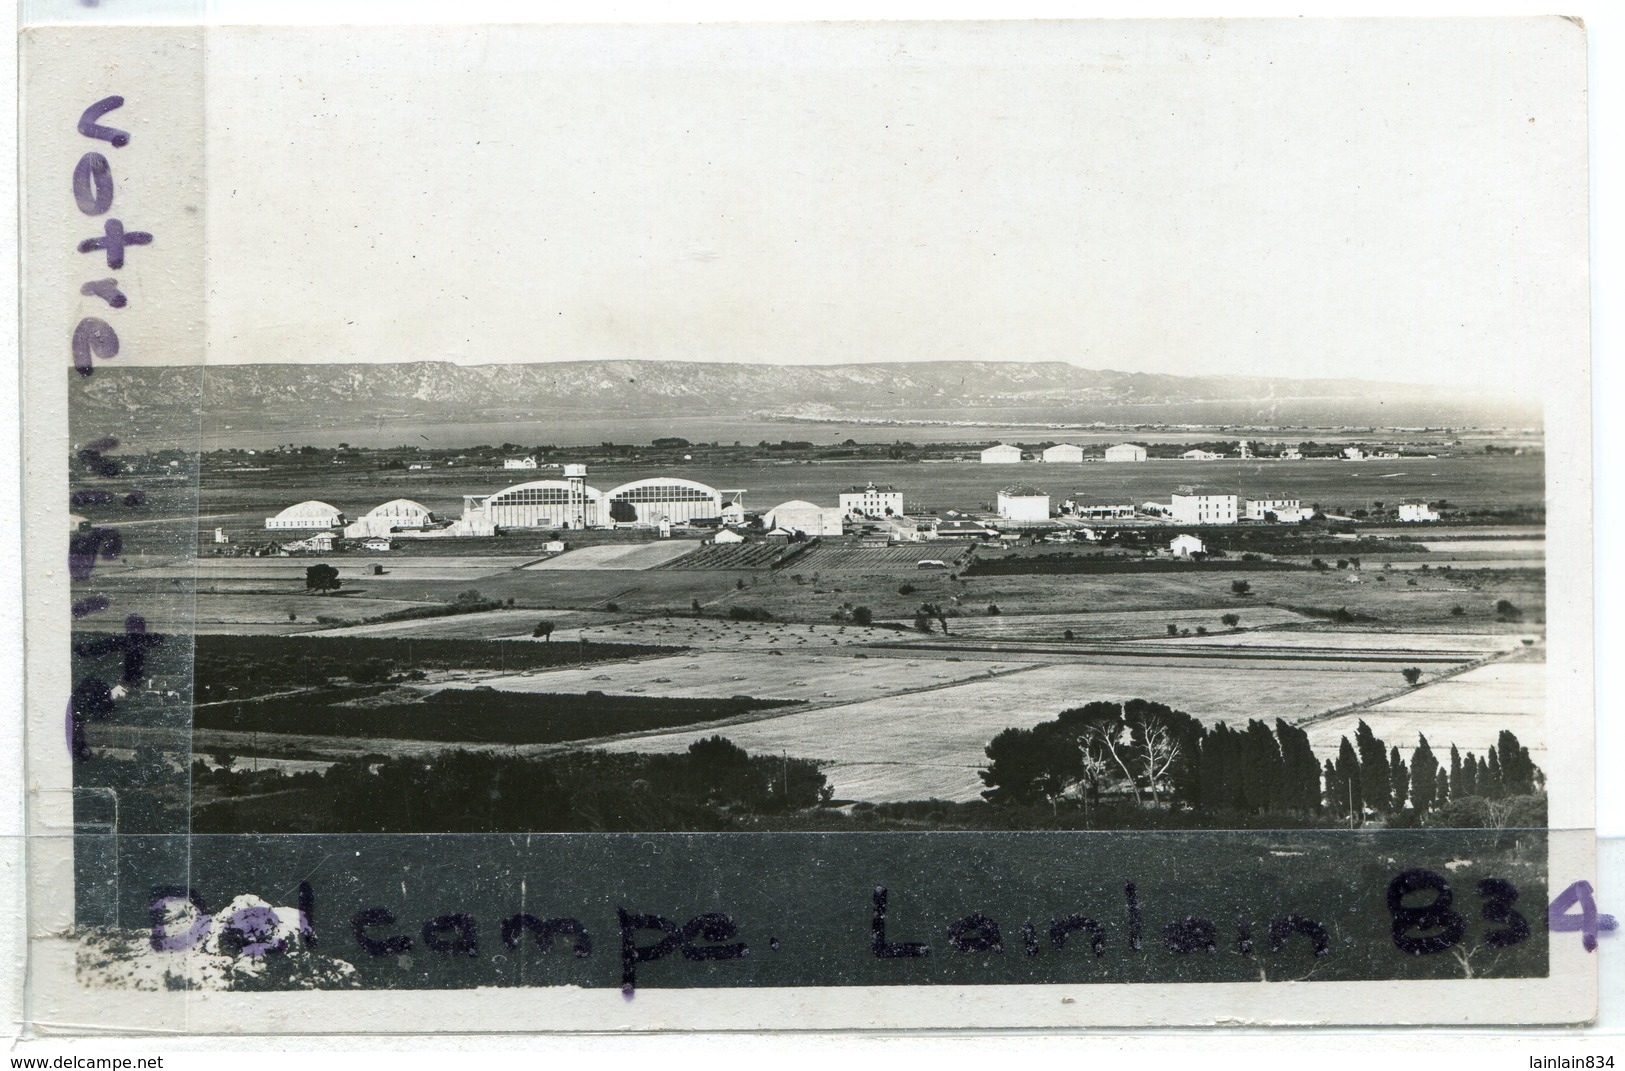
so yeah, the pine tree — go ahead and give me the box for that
[1355,720,1391,814]
[1389,745,1409,812]
[1410,734,1439,814]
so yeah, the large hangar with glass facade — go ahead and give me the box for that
[459,479,606,531]
[604,478,725,526]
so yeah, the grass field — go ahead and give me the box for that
[1135,629,1527,654]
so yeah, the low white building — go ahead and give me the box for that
[1170,534,1206,558]
[1182,449,1223,461]
[1170,490,1240,525]
[764,499,844,537]
[1398,501,1440,523]
[1104,443,1147,463]
[1041,443,1085,463]
[282,532,337,553]
[980,443,1023,464]
[997,484,1051,522]
[504,456,539,470]
[1343,446,1365,460]
[712,529,747,544]
[213,527,230,544]
[359,537,392,552]
[839,482,904,518]
[1064,496,1135,521]
[1280,446,1303,460]
[1244,497,1309,522]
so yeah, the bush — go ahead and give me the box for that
[1230,580,1250,596]
[1401,667,1422,685]
[605,601,620,613]
[1063,629,1075,640]
[1220,613,1240,628]
[1167,623,1178,636]
[898,583,917,595]
[1451,605,1465,616]
[985,603,1001,616]
[852,606,874,626]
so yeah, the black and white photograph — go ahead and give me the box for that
[14,10,1601,1033]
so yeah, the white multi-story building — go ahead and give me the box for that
[997,484,1051,522]
[503,456,539,470]
[1104,443,1147,463]
[981,443,1023,464]
[1041,443,1085,463]
[1398,501,1440,523]
[1170,490,1240,525]
[839,482,904,518]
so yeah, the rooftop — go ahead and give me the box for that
[1000,484,1048,497]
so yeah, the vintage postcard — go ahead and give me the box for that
[17,13,1599,1033]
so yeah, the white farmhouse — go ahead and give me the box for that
[1041,443,1085,463]
[1182,449,1223,461]
[712,529,747,544]
[981,443,1023,464]
[1343,446,1364,460]
[1170,490,1240,525]
[1104,443,1147,463]
[503,456,539,470]
[997,484,1051,522]
[1398,501,1440,523]
[1170,534,1206,558]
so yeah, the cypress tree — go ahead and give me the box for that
[1449,744,1463,799]
[1322,758,1340,816]
[1242,720,1282,813]
[1485,748,1504,799]
[1461,751,1478,797]
[1335,737,1363,823]
[1354,720,1391,814]
[1389,745,1409,812]
[1276,719,1320,812]
[1410,734,1439,814]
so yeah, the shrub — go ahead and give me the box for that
[1196,626,1208,635]
[1230,580,1251,596]
[852,606,874,626]
[898,583,917,595]
[1451,605,1465,616]
[605,601,620,613]
[1220,613,1240,628]
[1167,624,1179,637]
[1401,667,1422,685]
[986,603,1001,616]
[1063,629,1075,640]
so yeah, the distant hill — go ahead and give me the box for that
[72,359,1534,432]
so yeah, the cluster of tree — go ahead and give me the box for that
[1323,723,1541,824]
[979,700,1543,828]
[193,737,829,834]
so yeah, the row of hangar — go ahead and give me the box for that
[264,477,751,537]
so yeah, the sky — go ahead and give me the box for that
[195,18,1587,395]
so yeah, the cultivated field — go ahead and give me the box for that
[1134,629,1526,655]
[602,657,1426,802]
[787,544,973,572]
[1302,662,1546,769]
[309,607,621,639]
[443,651,1023,705]
[941,607,1310,640]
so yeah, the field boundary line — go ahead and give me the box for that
[1291,647,1528,729]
